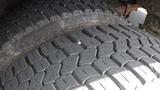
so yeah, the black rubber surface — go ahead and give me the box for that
[0,0,125,49]
[1,24,160,90]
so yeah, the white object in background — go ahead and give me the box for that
[128,7,148,27]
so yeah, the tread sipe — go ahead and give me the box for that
[1,24,160,90]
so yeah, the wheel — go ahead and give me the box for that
[1,0,160,90]
[1,24,160,90]
[0,0,127,69]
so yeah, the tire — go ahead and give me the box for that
[1,24,160,90]
[0,0,127,69]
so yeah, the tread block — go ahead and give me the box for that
[83,26,104,37]
[96,34,115,43]
[3,22,21,39]
[115,39,129,52]
[13,57,28,74]
[55,74,78,90]
[73,65,99,84]
[5,66,14,82]
[87,3,103,12]
[153,55,160,63]
[15,17,32,30]
[40,42,57,56]
[110,32,127,40]
[15,81,29,90]
[111,52,134,66]
[81,38,101,48]
[54,36,73,49]
[109,25,124,32]
[141,47,159,57]
[64,44,83,55]
[93,57,119,74]
[118,25,132,31]
[66,3,82,15]
[41,7,57,21]
[110,25,138,38]
[0,71,7,85]
[27,49,43,64]
[18,66,34,83]
[155,38,160,45]
[48,50,66,64]
[43,64,61,84]
[86,76,120,90]
[107,67,142,89]
[127,49,148,61]
[128,38,141,48]
[141,57,160,78]
[33,58,50,72]
[25,10,47,26]
[149,37,159,46]
[61,55,79,75]
[152,46,160,54]
[96,25,118,34]
[132,30,147,38]
[79,47,97,65]
[40,84,56,90]
[139,38,152,47]
[28,72,45,90]
[71,86,89,90]
[55,5,72,18]
[125,62,156,84]
[98,42,114,57]
[122,30,139,38]
[4,77,18,90]
[76,2,92,13]
[68,31,90,41]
